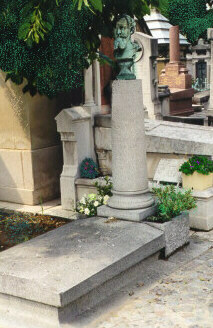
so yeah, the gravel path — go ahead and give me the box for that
[76,230,213,328]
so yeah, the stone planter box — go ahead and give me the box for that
[146,212,190,257]
[189,187,213,231]
[182,172,213,191]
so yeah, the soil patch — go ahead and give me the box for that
[0,209,70,252]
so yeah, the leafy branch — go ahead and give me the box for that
[18,0,58,47]
[73,0,103,12]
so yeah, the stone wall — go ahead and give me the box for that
[94,115,213,179]
[0,72,71,205]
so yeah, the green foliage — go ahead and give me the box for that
[158,0,169,18]
[179,155,213,176]
[151,185,197,222]
[169,0,213,44]
[73,0,103,12]
[95,176,113,197]
[0,0,162,97]
[76,176,112,216]
[80,158,99,179]
[0,0,93,97]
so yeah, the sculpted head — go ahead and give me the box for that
[114,15,136,50]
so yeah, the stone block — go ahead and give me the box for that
[146,212,190,257]
[0,71,69,205]
[0,217,165,327]
[190,188,213,231]
[133,32,160,119]
[0,146,62,205]
[98,204,157,222]
[207,28,213,40]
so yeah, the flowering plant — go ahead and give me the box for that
[80,158,99,179]
[179,155,213,176]
[148,185,197,223]
[76,176,112,217]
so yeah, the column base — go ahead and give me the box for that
[108,190,155,210]
[97,204,157,222]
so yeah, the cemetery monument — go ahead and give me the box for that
[114,15,141,80]
[159,26,194,116]
[98,15,156,221]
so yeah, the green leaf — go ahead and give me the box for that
[90,0,103,12]
[18,23,31,40]
[34,33,40,44]
[26,37,33,48]
[47,12,54,26]
[78,0,83,10]
[43,21,53,32]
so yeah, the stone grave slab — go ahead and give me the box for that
[0,217,165,328]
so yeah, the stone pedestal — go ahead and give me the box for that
[56,107,94,210]
[98,80,156,221]
[159,26,194,116]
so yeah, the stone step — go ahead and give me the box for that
[0,217,165,328]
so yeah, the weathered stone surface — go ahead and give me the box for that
[56,107,96,209]
[0,71,68,205]
[133,32,161,119]
[146,213,190,257]
[95,117,213,156]
[0,217,164,327]
[95,116,213,177]
[105,80,155,212]
[0,145,62,205]
[0,219,165,302]
[98,204,157,222]
[190,187,213,231]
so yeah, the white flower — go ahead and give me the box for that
[94,201,99,207]
[81,197,86,205]
[84,208,90,215]
[103,195,110,205]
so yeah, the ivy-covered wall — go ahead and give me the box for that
[0,0,93,98]
[169,0,213,44]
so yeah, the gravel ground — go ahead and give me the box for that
[74,229,213,328]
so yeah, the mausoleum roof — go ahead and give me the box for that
[144,10,189,45]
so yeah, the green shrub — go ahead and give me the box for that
[179,155,213,176]
[150,185,196,222]
[80,158,99,179]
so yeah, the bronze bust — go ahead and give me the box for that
[114,15,141,80]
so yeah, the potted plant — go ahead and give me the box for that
[146,185,197,257]
[179,155,213,191]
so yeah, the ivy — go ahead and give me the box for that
[0,0,162,97]
[169,0,213,44]
[0,0,93,97]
